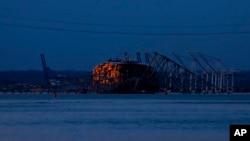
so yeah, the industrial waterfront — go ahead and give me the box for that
[0,52,249,141]
[0,51,247,95]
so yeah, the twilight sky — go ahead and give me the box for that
[0,0,250,71]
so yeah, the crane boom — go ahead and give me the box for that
[40,54,49,81]
[187,52,208,73]
[196,52,217,72]
[172,52,189,70]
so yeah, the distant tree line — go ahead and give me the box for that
[0,70,91,84]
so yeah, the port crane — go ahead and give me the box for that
[196,52,218,92]
[196,52,234,93]
[40,54,91,94]
[40,54,50,81]
[172,52,199,92]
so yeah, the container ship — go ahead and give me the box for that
[92,59,159,94]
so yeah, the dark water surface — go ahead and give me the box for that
[1,93,250,141]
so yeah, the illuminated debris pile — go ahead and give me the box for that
[92,59,159,93]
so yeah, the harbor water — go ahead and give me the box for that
[1,93,250,141]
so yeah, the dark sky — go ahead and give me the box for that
[0,0,250,71]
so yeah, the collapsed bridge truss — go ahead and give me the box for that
[144,52,235,93]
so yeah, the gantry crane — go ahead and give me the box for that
[187,51,212,92]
